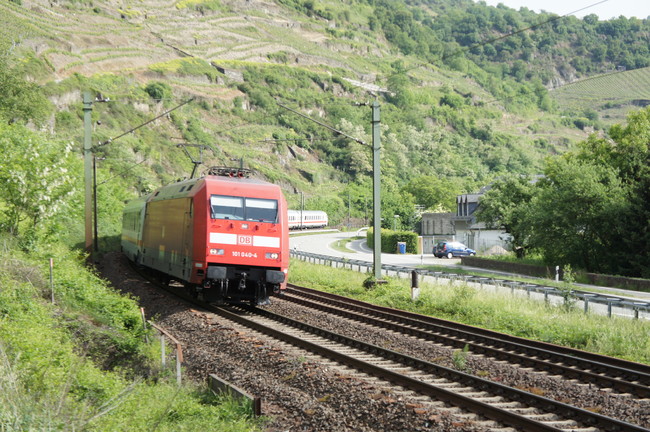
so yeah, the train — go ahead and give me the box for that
[121,167,289,305]
[287,210,328,229]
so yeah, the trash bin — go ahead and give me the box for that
[397,242,406,254]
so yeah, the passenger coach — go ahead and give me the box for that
[287,210,328,229]
[121,168,289,305]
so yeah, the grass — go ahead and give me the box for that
[0,237,261,431]
[288,258,650,365]
[330,236,362,253]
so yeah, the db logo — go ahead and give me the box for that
[238,235,253,245]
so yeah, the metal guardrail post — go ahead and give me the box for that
[544,288,549,304]
[631,302,648,319]
[606,298,621,318]
[149,321,184,385]
[583,294,596,313]
[608,300,613,317]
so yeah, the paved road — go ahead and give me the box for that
[290,230,650,302]
[290,230,458,268]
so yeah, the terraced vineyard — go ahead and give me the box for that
[551,66,650,125]
[3,0,387,84]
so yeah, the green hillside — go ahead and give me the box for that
[1,0,649,239]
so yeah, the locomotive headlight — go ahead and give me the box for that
[265,252,279,260]
[210,248,225,255]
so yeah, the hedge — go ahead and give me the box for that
[366,228,418,254]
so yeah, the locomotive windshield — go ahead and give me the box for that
[210,195,278,223]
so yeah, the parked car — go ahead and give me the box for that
[433,241,476,258]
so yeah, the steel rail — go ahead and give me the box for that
[231,305,646,432]
[283,286,650,398]
[284,284,650,397]
[217,305,558,431]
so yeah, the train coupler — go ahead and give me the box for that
[238,272,248,291]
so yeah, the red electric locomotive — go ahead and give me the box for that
[121,167,289,305]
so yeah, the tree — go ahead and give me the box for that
[0,56,49,124]
[0,123,78,235]
[525,157,628,273]
[474,174,537,257]
[585,107,650,277]
[401,176,459,212]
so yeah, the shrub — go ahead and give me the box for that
[145,81,172,101]
[367,228,418,254]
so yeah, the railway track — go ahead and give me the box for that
[137,264,648,431]
[212,303,646,431]
[144,279,642,431]
[283,284,650,399]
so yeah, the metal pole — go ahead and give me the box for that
[176,349,182,385]
[372,100,382,280]
[365,196,368,225]
[83,92,93,257]
[93,155,99,253]
[161,334,166,368]
[348,192,351,228]
[49,258,54,304]
[140,307,149,344]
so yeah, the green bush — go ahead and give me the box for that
[144,81,172,101]
[367,228,418,254]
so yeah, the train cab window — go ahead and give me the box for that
[210,195,245,220]
[210,195,278,223]
[245,198,278,223]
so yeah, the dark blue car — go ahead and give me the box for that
[433,241,476,258]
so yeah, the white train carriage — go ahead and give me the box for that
[287,210,328,229]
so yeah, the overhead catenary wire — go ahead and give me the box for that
[92,97,194,151]
[276,101,367,146]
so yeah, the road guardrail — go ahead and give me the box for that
[290,250,650,320]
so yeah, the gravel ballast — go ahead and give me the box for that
[99,252,650,431]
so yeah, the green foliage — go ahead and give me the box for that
[144,81,172,101]
[452,344,470,371]
[149,58,219,82]
[366,228,418,254]
[0,123,79,235]
[527,157,627,272]
[475,174,537,258]
[552,66,650,126]
[0,235,260,431]
[0,56,50,124]
[176,0,222,12]
[401,176,460,212]
[477,107,650,277]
